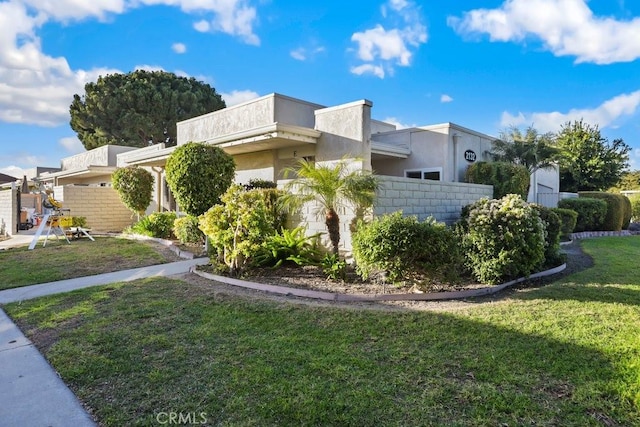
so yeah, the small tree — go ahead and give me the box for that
[282,158,379,255]
[165,142,235,216]
[111,165,154,219]
[490,126,558,174]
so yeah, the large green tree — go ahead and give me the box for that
[555,120,630,192]
[70,70,225,150]
[282,158,379,255]
[165,142,235,217]
[490,126,558,174]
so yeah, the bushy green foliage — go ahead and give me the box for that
[352,211,462,283]
[70,70,225,149]
[578,192,626,231]
[253,227,322,268]
[199,185,278,275]
[461,195,545,285]
[464,161,530,199]
[111,165,154,216]
[321,253,347,281]
[557,197,607,232]
[173,215,205,245]
[531,204,565,267]
[71,216,87,228]
[130,212,177,239]
[621,195,632,229]
[629,194,640,222]
[551,208,578,238]
[165,142,235,216]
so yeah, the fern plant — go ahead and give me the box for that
[254,227,322,268]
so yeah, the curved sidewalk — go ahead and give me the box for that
[0,257,208,427]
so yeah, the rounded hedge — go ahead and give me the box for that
[111,165,154,215]
[557,197,607,232]
[551,208,578,238]
[578,192,626,231]
[531,204,564,267]
[464,161,530,199]
[461,194,545,285]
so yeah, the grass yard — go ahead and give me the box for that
[0,237,177,290]
[3,237,640,426]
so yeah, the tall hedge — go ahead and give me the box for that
[557,198,607,232]
[578,192,627,231]
[464,161,530,199]
[531,204,564,267]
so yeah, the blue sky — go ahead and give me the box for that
[1,0,640,178]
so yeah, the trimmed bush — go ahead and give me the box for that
[111,165,154,217]
[464,161,530,199]
[130,212,177,239]
[173,215,205,245]
[621,195,632,229]
[531,204,565,267]
[551,208,578,238]
[352,211,463,284]
[578,192,626,231]
[630,194,640,222]
[557,198,607,232]
[199,185,280,275]
[461,194,545,285]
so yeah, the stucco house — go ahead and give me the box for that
[3,92,560,247]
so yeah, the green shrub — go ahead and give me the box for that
[578,192,626,231]
[630,194,640,222]
[321,253,347,281]
[551,208,578,238]
[243,179,277,190]
[111,165,154,217]
[464,161,530,199]
[71,216,87,228]
[621,195,632,229]
[199,185,277,275]
[352,212,462,284]
[130,212,177,239]
[253,227,322,268]
[557,197,607,232]
[461,194,545,285]
[531,205,565,267]
[173,215,205,245]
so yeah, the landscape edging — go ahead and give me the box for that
[190,263,567,303]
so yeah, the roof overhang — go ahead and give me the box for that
[202,122,321,155]
[371,141,411,159]
[38,165,117,182]
[120,146,176,168]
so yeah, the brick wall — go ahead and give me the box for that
[55,186,136,233]
[0,189,17,236]
[374,175,493,224]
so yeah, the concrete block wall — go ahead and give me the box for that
[0,189,17,236]
[374,175,493,224]
[55,186,136,233]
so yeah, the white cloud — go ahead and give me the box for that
[290,46,325,62]
[0,0,262,127]
[382,117,415,129]
[193,19,210,32]
[59,136,85,154]
[500,90,640,132]
[0,165,22,179]
[448,0,640,64]
[350,0,427,78]
[221,89,260,106]
[628,148,640,171]
[172,42,187,54]
[440,94,453,103]
[350,64,385,79]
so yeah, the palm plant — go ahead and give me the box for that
[490,126,558,174]
[282,158,379,255]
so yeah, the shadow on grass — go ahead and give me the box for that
[5,278,638,426]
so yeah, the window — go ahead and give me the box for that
[404,167,442,181]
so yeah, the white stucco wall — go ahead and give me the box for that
[234,151,277,184]
[61,145,135,170]
[0,189,17,236]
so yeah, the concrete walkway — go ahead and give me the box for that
[0,237,209,426]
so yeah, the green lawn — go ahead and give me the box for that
[0,237,175,290]
[3,237,640,426]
